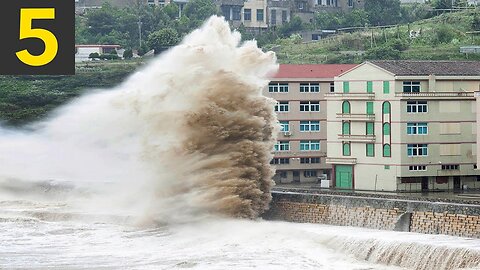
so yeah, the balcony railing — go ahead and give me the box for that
[338,134,376,142]
[325,92,375,100]
[336,113,375,121]
[395,92,475,99]
[326,157,357,164]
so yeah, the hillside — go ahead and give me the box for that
[0,61,143,126]
[264,10,480,64]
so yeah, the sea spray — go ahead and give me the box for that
[0,16,279,221]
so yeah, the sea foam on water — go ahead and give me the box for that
[0,16,279,222]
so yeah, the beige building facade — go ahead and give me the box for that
[266,64,356,183]
[327,61,480,192]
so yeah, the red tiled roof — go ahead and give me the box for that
[273,64,358,79]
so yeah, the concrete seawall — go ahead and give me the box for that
[264,190,480,238]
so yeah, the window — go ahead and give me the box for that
[274,101,289,112]
[442,164,459,170]
[343,142,351,156]
[403,81,421,92]
[407,101,428,113]
[244,9,251,21]
[342,121,350,135]
[383,81,390,94]
[300,83,320,92]
[385,165,390,170]
[409,165,427,171]
[366,102,374,114]
[382,102,390,114]
[298,2,304,9]
[274,141,290,151]
[407,144,428,157]
[300,101,320,112]
[330,82,335,92]
[279,171,287,178]
[147,0,155,5]
[300,140,320,151]
[300,121,320,132]
[407,123,428,135]
[383,123,391,135]
[366,122,374,135]
[282,10,287,23]
[366,143,375,157]
[279,121,289,132]
[270,158,290,164]
[300,157,321,164]
[304,170,318,177]
[271,9,276,25]
[342,101,350,114]
[269,83,289,93]
[383,144,391,157]
[343,81,349,93]
[366,81,373,93]
[348,0,353,6]
[256,9,264,21]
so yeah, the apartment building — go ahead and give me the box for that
[266,64,356,183]
[242,0,269,29]
[326,60,480,192]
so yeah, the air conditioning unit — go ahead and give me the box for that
[283,131,292,137]
[317,174,328,181]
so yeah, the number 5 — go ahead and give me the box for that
[16,8,58,67]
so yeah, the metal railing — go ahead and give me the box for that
[325,92,375,99]
[336,113,375,120]
[395,92,475,98]
[338,134,376,142]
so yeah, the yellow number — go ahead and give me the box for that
[16,8,58,67]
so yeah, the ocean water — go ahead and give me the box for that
[0,180,479,270]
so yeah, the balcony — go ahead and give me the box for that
[395,92,475,100]
[338,134,376,143]
[326,157,357,165]
[336,113,375,121]
[325,92,375,100]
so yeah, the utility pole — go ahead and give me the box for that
[137,19,143,47]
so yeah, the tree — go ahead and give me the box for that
[365,0,402,25]
[123,49,133,59]
[147,28,180,54]
[472,13,480,31]
[278,16,304,37]
[433,0,452,9]
[183,0,217,23]
[86,4,117,35]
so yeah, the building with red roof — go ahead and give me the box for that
[264,64,357,184]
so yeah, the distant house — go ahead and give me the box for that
[75,45,121,62]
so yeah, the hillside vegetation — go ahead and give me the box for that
[0,61,142,126]
[264,10,480,64]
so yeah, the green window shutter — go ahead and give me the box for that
[343,82,349,93]
[343,143,351,156]
[383,144,391,157]
[383,81,390,94]
[367,81,373,93]
[342,121,350,135]
[383,123,391,135]
[366,143,374,157]
[366,122,374,135]
[383,102,391,114]
[366,102,374,115]
[342,101,350,114]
